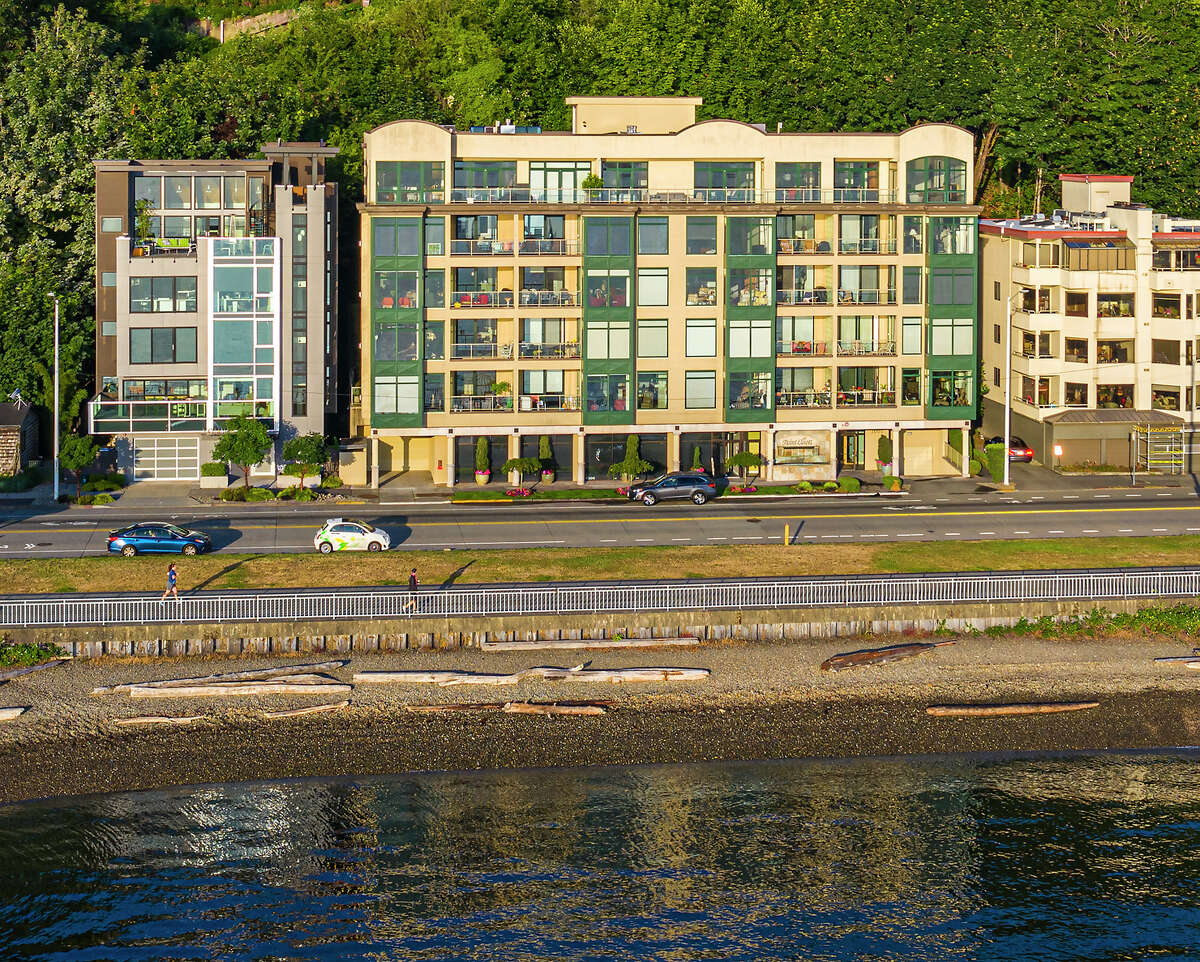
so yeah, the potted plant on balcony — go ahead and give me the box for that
[489,380,512,410]
[539,434,555,483]
[132,199,154,256]
[474,436,491,484]
[581,172,603,201]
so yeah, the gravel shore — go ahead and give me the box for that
[1,633,1198,803]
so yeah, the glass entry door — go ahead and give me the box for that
[838,430,866,469]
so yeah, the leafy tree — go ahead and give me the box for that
[475,436,490,473]
[212,415,272,489]
[282,432,332,487]
[58,432,98,498]
[726,451,764,479]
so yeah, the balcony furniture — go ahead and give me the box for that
[381,296,394,308]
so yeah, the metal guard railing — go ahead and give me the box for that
[3,567,1200,628]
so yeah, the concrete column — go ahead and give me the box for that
[765,428,776,481]
[509,433,521,485]
[961,426,970,477]
[669,431,681,473]
[574,432,586,484]
[445,434,455,488]
[890,428,899,477]
[370,435,380,489]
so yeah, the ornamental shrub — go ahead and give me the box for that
[475,437,490,473]
[200,461,228,477]
[881,474,903,491]
[968,458,982,477]
[795,481,814,492]
[295,488,316,502]
[220,486,247,501]
[822,480,839,492]
[319,475,344,489]
[984,443,1006,483]
[838,476,862,493]
[92,492,114,505]
[245,486,276,501]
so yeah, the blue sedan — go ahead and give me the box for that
[107,523,213,557]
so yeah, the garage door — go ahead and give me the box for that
[133,437,200,480]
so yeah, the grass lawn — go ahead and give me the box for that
[3,536,1200,595]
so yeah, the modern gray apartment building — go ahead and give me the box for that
[90,143,339,480]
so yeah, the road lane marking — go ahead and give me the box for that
[1119,529,1133,532]
[944,532,961,536]
[1126,494,1142,498]
[1048,530,1065,534]
[1064,495,1079,499]
[1153,528,1168,532]
[1095,495,1110,499]
[1013,530,1030,534]
[896,533,921,537]
[1083,529,1099,533]
[978,531,996,535]
[671,538,691,542]
[1157,493,1174,497]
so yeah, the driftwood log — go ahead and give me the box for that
[355,666,709,687]
[0,706,28,722]
[129,681,352,699]
[821,641,955,672]
[113,715,201,727]
[404,700,612,714]
[0,659,68,683]
[263,700,350,719]
[92,660,347,696]
[926,701,1099,717]
[1153,655,1200,663]
[482,637,701,652]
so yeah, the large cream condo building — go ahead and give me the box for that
[356,97,980,486]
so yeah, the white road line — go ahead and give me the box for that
[978,531,996,535]
[944,532,961,536]
[1119,528,1134,533]
[1048,530,1065,534]
[936,498,949,502]
[732,536,762,541]
[1188,528,1200,532]
[600,539,618,543]
[1063,495,1079,500]
[821,535,840,539]
[1126,494,1142,498]
[1014,530,1030,535]
[635,538,654,542]
[1095,495,1111,499]
[1157,493,1173,497]
[968,497,982,502]
[1082,529,1099,533]
[708,537,728,541]
[896,533,922,538]
[1153,528,1168,532]
[414,540,568,547]
[1030,496,1044,500]
[671,538,691,542]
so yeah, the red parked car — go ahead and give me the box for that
[987,436,1034,463]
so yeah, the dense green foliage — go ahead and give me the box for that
[0,639,66,668]
[2,0,1199,415]
[985,604,1200,639]
[212,414,272,487]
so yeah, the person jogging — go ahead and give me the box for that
[160,563,179,601]
[404,567,418,610]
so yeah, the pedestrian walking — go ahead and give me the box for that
[404,567,419,610]
[160,562,179,601]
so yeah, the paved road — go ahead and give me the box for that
[1,485,1200,559]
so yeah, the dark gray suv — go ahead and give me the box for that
[627,472,718,506]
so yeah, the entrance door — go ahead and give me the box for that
[838,431,866,470]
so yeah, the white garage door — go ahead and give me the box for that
[133,437,200,480]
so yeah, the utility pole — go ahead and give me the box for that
[47,293,60,502]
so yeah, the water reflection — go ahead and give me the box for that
[0,753,1198,960]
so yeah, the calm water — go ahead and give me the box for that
[1,753,1199,961]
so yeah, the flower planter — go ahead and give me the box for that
[475,470,491,485]
[199,474,228,489]
[281,473,321,488]
[541,470,555,484]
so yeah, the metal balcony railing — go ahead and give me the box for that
[837,339,897,356]
[450,394,512,412]
[775,390,832,408]
[776,339,832,357]
[836,389,896,407]
[518,394,580,411]
[518,341,580,359]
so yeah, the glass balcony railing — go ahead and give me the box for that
[376,188,446,205]
[451,341,505,359]
[518,394,580,411]
[450,394,512,412]
[518,289,580,308]
[428,187,900,206]
[776,390,832,408]
[518,341,580,359]
[837,239,898,255]
[836,389,896,407]
[777,238,833,255]
[836,339,896,356]
[777,289,831,305]
[450,290,514,308]
[517,239,579,255]
[835,289,897,306]
[450,239,515,255]
[776,339,831,357]
[89,397,209,434]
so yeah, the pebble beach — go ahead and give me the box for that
[2,632,1199,803]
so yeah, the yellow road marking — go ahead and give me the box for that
[7,502,1200,535]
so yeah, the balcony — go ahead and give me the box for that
[518,239,579,255]
[518,394,580,411]
[89,397,208,434]
[777,289,831,306]
[837,339,896,357]
[450,394,512,412]
[431,187,899,206]
[835,289,897,306]
[777,238,833,255]
[776,390,832,408]
[776,339,831,357]
[450,290,514,308]
[837,239,898,255]
[518,289,579,308]
[129,237,196,258]
[450,239,515,256]
[836,389,896,407]
[376,189,446,205]
[519,341,580,359]
[451,341,512,360]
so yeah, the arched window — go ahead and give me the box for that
[906,157,968,204]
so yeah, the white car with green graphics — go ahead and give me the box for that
[314,518,390,553]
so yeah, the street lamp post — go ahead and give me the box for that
[47,293,59,502]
